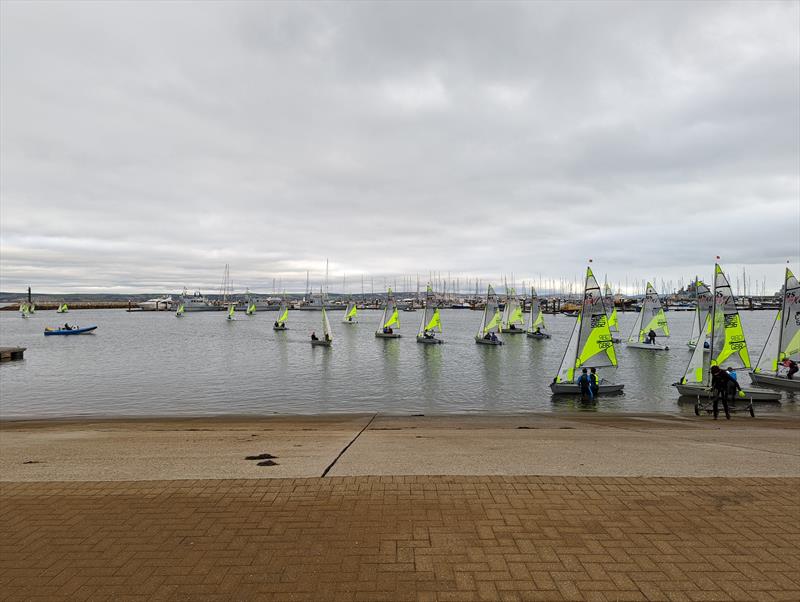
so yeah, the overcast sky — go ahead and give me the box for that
[1,0,798,295]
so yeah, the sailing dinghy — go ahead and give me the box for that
[750,266,800,390]
[273,300,289,330]
[500,290,525,334]
[687,280,712,349]
[626,283,670,350]
[226,304,236,321]
[475,285,503,345]
[311,307,333,347]
[526,287,550,339]
[246,301,256,315]
[20,303,30,318]
[673,263,780,401]
[176,303,185,317]
[375,289,401,338]
[604,284,621,343]
[417,285,443,344]
[550,266,623,395]
[56,303,68,314]
[342,299,358,324]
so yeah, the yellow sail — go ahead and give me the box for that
[384,308,399,328]
[424,308,442,332]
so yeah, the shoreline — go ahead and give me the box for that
[3,413,799,482]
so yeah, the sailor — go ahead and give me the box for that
[64,323,70,330]
[589,367,600,398]
[534,326,542,335]
[783,358,798,380]
[490,332,498,342]
[577,368,593,401]
[726,367,738,382]
[710,366,738,420]
[274,321,279,328]
[647,329,657,345]
[311,331,318,341]
[483,332,491,340]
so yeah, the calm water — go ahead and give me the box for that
[0,308,795,419]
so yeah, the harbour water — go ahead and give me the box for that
[0,309,795,419]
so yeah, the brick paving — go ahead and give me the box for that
[1,476,799,601]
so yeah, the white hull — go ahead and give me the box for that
[416,336,443,345]
[475,337,503,346]
[627,342,670,350]
[310,340,332,347]
[749,372,800,390]
[375,332,401,339]
[673,383,781,401]
[549,383,624,395]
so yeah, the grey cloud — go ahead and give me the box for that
[1,0,798,294]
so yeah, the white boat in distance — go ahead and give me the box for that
[173,291,217,311]
[138,296,173,311]
[376,289,401,338]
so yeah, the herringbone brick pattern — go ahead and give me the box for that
[1,477,798,601]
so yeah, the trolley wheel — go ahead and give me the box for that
[749,404,755,418]
[694,403,700,416]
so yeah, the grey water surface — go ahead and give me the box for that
[0,308,795,419]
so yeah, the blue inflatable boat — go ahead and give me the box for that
[44,325,98,336]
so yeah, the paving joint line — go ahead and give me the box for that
[321,413,378,477]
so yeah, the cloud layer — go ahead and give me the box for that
[1,1,798,294]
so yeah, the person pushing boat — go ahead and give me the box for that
[577,368,593,401]
[710,366,738,420]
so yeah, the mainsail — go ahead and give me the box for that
[687,280,712,347]
[343,300,358,323]
[176,303,185,316]
[526,287,547,333]
[754,268,799,375]
[246,302,256,315]
[500,290,525,331]
[604,282,618,333]
[276,302,289,325]
[554,267,617,384]
[227,304,235,319]
[321,307,333,342]
[476,285,502,337]
[57,303,68,313]
[627,282,670,343]
[377,289,400,333]
[418,285,442,336]
[680,264,750,386]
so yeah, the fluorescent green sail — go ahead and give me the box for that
[57,303,68,313]
[228,305,235,318]
[424,308,442,332]
[278,307,289,323]
[711,313,750,368]
[176,303,185,315]
[642,309,669,338]
[246,303,256,315]
[384,308,399,328]
[532,310,545,328]
[346,304,357,319]
[608,307,618,330]
[484,309,501,334]
[577,314,617,368]
[509,306,524,326]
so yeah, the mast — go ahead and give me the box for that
[708,261,720,385]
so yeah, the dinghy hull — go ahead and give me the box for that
[749,372,800,390]
[416,337,443,345]
[627,342,670,350]
[549,382,624,395]
[526,332,551,339]
[500,329,526,335]
[273,326,287,331]
[672,383,781,401]
[44,326,97,336]
[310,340,332,347]
[475,337,503,346]
[375,333,401,339]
